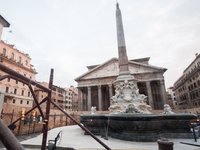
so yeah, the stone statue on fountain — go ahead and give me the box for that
[109,79,152,114]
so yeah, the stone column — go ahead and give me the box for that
[159,80,168,107]
[98,85,102,111]
[87,86,91,111]
[146,81,154,110]
[108,84,113,99]
[78,88,82,111]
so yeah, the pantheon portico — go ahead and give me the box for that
[75,57,167,111]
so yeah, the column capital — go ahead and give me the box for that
[146,81,151,86]
[160,80,165,85]
[98,85,101,89]
[108,84,113,88]
[87,86,91,91]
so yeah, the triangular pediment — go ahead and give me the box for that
[129,61,167,74]
[75,57,167,81]
[75,58,119,81]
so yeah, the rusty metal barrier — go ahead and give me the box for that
[0,63,111,150]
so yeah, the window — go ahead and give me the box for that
[24,74,26,76]
[27,101,29,105]
[21,90,24,96]
[197,74,199,78]
[26,60,28,66]
[194,83,197,88]
[19,56,21,63]
[16,80,18,84]
[4,99,7,103]
[3,48,6,56]
[7,78,10,82]
[23,83,25,86]
[13,99,15,103]
[41,95,43,98]
[28,92,30,97]
[14,89,17,94]
[5,87,9,93]
[20,100,23,104]
[11,52,14,60]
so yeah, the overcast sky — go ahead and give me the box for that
[0,0,200,89]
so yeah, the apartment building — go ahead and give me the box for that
[174,53,200,109]
[0,15,10,112]
[34,82,66,110]
[69,86,78,111]
[64,87,73,110]
[0,40,37,112]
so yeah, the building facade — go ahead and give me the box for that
[167,86,177,109]
[64,87,72,110]
[174,53,200,109]
[0,40,37,112]
[69,85,78,111]
[34,82,77,111]
[0,15,10,112]
[34,82,66,110]
[75,57,168,111]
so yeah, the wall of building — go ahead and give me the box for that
[0,41,37,114]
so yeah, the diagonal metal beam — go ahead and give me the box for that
[0,118,25,150]
[49,97,112,150]
[0,63,51,92]
[28,84,44,119]
[0,74,45,119]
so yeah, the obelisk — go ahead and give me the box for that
[109,3,151,114]
[115,3,135,81]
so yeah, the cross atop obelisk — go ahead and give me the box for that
[116,2,135,81]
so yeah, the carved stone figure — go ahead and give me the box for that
[163,104,175,114]
[109,80,152,114]
[91,106,96,114]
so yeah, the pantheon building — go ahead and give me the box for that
[75,57,167,111]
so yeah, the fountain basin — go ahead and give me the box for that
[80,113,199,142]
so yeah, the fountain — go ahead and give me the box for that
[80,3,199,142]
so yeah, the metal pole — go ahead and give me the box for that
[0,118,25,150]
[41,69,54,150]
[18,118,22,135]
[50,98,111,150]
[54,113,56,128]
[33,112,37,134]
[10,109,14,123]
[28,114,31,136]
[193,126,197,142]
